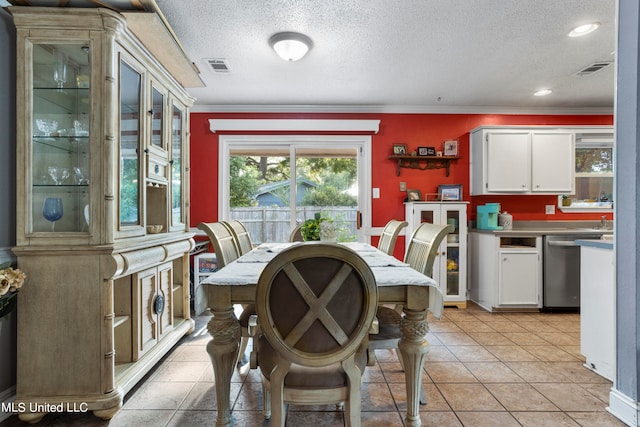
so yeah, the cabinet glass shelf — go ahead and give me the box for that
[31,42,91,234]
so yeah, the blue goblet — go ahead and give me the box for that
[42,197,63,231]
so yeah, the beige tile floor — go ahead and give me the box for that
[1,303,625,426]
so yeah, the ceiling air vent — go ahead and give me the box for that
[576,61,612,76]
[206,58,230,73]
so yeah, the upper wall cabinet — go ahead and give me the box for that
[10,6,197,422]
[470,127,576,195]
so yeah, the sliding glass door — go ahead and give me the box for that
[219,135,371,243]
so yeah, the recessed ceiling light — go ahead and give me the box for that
[568,22,600,37]
[534,89,553,97]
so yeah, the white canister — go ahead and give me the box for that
[498,211,513,230]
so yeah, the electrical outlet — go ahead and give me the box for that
[545,205,555,214]
[400,182,406,191]
[372,188,380,199]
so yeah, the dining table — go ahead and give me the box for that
[201,241,444,427]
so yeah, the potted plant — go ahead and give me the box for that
[562,195,572,206]
[301,213,334,241]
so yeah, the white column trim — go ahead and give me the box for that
[608,388,639,427]
[209,119,380,134]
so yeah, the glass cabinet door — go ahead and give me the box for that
[170,103,184,228]
[119,60,142,227]
[32,43,90,233]
[151,86,164,149]
[444,209,461,297]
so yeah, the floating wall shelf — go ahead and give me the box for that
[388,155,460,176]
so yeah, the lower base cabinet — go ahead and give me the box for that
[469,232,542,311]
[14,236,195,423]
[580,243,615,381]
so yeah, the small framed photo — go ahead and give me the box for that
[418,146,436,156]
[444,140,458,156]
[406,189,422,201]
[393,144,407,155]
[438,184,462,201]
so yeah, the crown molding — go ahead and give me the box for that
[191,103,614,115]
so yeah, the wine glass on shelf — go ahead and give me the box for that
[42,197,63,232]
[53,50,68,90]
[36,119,58,137]
[48,166,70,185]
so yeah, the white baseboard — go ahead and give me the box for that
[0,386,16,423]
[609,388,639,427]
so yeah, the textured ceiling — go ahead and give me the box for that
[14,0,618,114]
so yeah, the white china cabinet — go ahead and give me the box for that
[10,7,198,422]
[405,202,468,308]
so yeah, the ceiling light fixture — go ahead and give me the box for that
[534,89,553,97]
[568,22,600,37]
[269,32,312,62]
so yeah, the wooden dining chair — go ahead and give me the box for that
[197,222,240,267]
[368,222,453,404]
[198,221,254,365]
[377,219,408,256]
[249,243,377,426]
[222,219,254,255]
[288,223,304,242]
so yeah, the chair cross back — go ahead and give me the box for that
[256,243,378,368]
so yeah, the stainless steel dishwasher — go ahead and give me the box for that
[543,234,601,309]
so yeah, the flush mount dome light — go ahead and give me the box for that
[269,32,312,61]
[568,22,600,37]
[534,89,553,97]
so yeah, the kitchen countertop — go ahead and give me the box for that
[576,239,614,250]
[470,220,613,236]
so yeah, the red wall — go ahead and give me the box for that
[190,112,613,231]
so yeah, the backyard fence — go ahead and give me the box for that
[230,206,358,243]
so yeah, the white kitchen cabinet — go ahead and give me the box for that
[10,7,198,422]
[405,202,468,308]
[469,233,542,311]
[579,241,615,381]
[470,127,575,195]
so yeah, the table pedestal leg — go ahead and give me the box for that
[207,307,241,427]
[398,308,430,427]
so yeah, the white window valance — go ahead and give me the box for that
[209,119,380,134]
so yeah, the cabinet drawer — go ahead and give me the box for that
[147,153,168,184]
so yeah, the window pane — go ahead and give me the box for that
[576,148,612,173]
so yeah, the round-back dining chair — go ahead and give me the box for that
[251,243,378,426]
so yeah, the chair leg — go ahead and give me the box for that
[236,336,249,367]
[261,378,271,420]
[420,384,427,405]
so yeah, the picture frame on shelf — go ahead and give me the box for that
[406,189,422,201]
[444,140,458,156]
[438,184,462,201]
[392,143,407,155]
[418,146,436,156]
